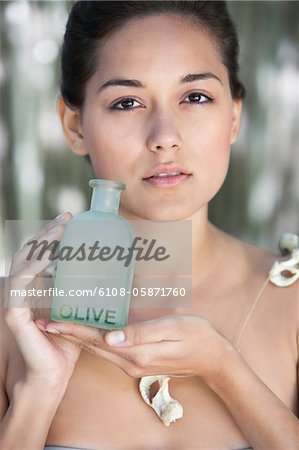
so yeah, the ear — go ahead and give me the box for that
[230,99,243,144]
[57,96,88,156]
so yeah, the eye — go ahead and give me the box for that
[110,97,142,111]
[182,92,213,105]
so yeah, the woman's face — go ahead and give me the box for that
[75,14,242,220]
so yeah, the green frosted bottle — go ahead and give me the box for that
[51,179,135,330]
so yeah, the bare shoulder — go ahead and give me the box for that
[216,227,298,324]
[234,234,298,307]
[227,234,299,355]
[214,227,276,290]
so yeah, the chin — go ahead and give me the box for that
[122,203,200,222]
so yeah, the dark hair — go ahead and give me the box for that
[60,1,246,109]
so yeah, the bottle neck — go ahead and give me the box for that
[90,188,121,214]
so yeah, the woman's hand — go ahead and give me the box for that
[4,212,82,388]
[41,314,233,379]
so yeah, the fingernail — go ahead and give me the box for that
[106,330,125,345]
[54,212,68,222]
[46,327,60,334]
[36,323,47,332]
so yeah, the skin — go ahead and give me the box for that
[1,13,298,450]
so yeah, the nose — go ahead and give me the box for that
[146,111,182,153]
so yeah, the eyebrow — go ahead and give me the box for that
[181,72,222,84]
[97,72,222,93]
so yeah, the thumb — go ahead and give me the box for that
[105,317,174,347]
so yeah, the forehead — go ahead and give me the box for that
[94,14,225,81]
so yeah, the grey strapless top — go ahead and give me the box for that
[44,446,253,450]
[45,447,91,450]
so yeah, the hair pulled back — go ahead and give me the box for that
[61,1,246,109]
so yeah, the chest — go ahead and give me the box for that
[6,284,298,449]
[6,337,297,449]
[45,352,250,449]
[46,342,297,449]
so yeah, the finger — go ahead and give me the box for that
[44,321,106,348]
[7,250,56,310]
[42,322,139,374]
[76,342,142,378]
[11,212,72,272]
[4,310,51,363]
[6,213,72,309]
[43,320,140,363]
[104,315,181,347]
[42,321,178,376]
[42,320,155,367]
[84,340,184,378]
[34,319,85,351]
[43,321,128,366]
[10,248,55,287]
[35,211,73,239]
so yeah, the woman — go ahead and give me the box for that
[0,1,298,449]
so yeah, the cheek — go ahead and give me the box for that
[83,118,137,180]
[190,110,233,194]
[190,107,232,161]
[206,118,232,163]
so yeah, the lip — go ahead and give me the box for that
[143,173,191,187]
[142,164,192,180]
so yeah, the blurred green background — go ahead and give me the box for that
[0,1,298,274]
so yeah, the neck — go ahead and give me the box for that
[121,204,227,286]
[185,206,226,286]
